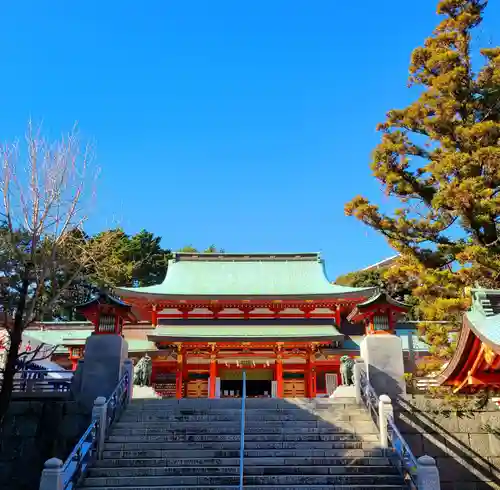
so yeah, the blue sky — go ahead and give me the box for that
[1,1,499,279]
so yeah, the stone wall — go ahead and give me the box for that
[396,395,500,490]
[0,398,90,490]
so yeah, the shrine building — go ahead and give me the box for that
[19,252,430,399]
[112,252,409,399]
[437,288,500,393]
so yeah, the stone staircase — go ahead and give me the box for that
[81,397,407,489]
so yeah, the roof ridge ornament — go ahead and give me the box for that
[473,290,495,317]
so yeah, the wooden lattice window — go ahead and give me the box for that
[98,314,115,333]
[373,314,390,331]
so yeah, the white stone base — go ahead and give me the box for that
[133,385,162,399]
[360,334,406,398]
[330,385,356,399]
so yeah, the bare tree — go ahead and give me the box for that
[0,122,114,423]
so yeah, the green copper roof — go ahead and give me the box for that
[148,324,343,342]
[465,288,500,349]
[25,329,157,353]
[117,253,375,298]
[25,330,93,354]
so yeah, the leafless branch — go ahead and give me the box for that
[0,121,102,420]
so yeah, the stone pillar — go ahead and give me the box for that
[92,396,107,459]
[360,334,406,398]
[417,455,441,490]
[378,394,393,449]
[353,359,363,405]
[275,357,283,398]
[39,458,63,490]
[209,356,217,399]
[271,380,277,398]
[123,359,134,402]
[77,334,129,411]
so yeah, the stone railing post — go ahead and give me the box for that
[417,455,441,490]
[92,396,108,459]
[353,360,362,405]
[39,458,63,490]
[123,359,134,402]
[378,394,393,449]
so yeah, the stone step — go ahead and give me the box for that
[105,441,241,450]
[104,441,377,451]
[246,413,371,421]
[112,422,377,433]
[107,433,379,443]
[128,399,360,410]
[120,413,372,422]
[81,486,406,490]
[88,465,398,478]
[82,474,403,487]
[101,448,385,459]
[112,426,370,435]
[94,456,391,468]
[121,412,370,419]
[88,467,240,477]
[120,414,242,422]
[129,399,241,407]
[112,426,369,435]
[116,417,364,429]
[247,399,360,408]
[124,405,367,413]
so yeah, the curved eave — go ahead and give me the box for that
[148,334,338,342]
[356,291,410,310]
[114,287,377,301]
[436,319,477,386]
[465,313,500,352]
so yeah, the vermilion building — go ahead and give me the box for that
[21,252,428,398]
[438,288,500,393]
[112,252,408,399]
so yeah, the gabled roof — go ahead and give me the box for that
[355,290,409,309]
[463,288,500,350]
[437,288,500,389]
[346,290,409,322]
[361,255,399,271]
[25,329,157,354]
[147,324,343,342]
[116,252,375,299]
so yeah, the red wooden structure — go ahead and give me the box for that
[111,253,405,399]
[438,288,500,393]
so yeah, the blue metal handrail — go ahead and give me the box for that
[106,370,130,428]
[387,415,418,488]
[359,370,418,489]
[62,419,99,490]
[239,370,246,490]
[60,370,130,490]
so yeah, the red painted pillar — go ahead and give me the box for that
[176,348,183,399]
[306,359,311,398]
[310,363,317,399]
[151,304,158,327]
[335,305,341,327]
[306,349,317,399]
[209,356,217,398]
[276,357,283,398]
